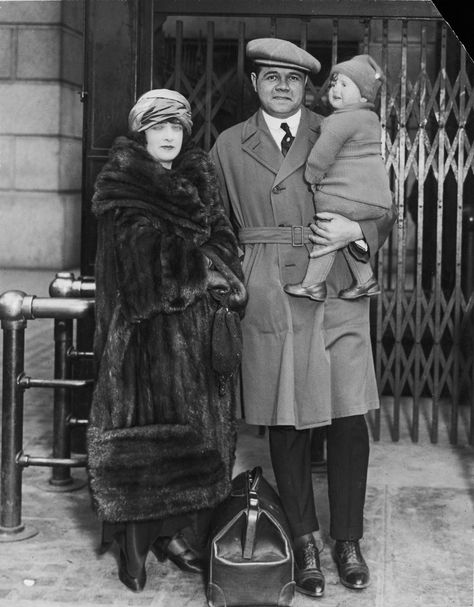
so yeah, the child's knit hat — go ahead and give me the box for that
[330,54,384,102]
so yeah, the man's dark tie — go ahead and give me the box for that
[280,122,294,156]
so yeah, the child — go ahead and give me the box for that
[284,54,393,301]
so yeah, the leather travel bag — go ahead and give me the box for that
[207,466,295,607]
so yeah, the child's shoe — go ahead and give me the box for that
[338,277,380,299]
[284,281,327,302]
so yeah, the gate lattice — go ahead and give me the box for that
[149,5,474,444]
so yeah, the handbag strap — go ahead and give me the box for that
[243,467,262,559]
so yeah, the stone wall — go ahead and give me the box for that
[0,0,83,269]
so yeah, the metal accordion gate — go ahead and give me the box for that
[84,0,474,445]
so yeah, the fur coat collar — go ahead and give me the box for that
[92,135,221,240]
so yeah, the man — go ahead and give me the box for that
[210,38,396,599]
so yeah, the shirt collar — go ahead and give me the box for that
[261,109,302,136]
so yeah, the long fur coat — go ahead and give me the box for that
[87,135,246,523]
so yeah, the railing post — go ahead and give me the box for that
[47,317,87,491]
[46,272,94,491]
[0,291,38,541]
[49,272,95,457]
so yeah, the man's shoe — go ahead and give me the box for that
[338,277,380,299]
[152,532,204,574]
[334,540,370,589]
[284,281,327,302]
[294,535,325,598]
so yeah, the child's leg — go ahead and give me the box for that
[341,248,374,285]
[339,248,380,299]
[301,248,337,287]
[283,248,336,301]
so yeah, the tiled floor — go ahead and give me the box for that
[0,269,473,607]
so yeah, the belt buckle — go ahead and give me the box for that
[291,225,304,246]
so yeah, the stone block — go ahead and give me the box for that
[0,27,14,79]
[0,83,82,137]
[0,135,15,188]
[0,192,81,269]
[0,1,61,24]
[13,132,81,193]
[0,82,60,135]
[17,26,61,79]
[15,136,60,190]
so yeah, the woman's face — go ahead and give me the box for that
[145,121,184,168]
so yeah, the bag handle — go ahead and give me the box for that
[243,467,262,559]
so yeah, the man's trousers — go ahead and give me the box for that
[268,414,369,541]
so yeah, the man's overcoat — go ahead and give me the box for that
[211,107,390,429]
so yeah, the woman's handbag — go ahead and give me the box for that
[210,287,243,376]
[207,466,295,607]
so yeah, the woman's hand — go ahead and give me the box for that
[207,270,230,290]
[309,212,364,258]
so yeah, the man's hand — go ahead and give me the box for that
[308,212,364,258]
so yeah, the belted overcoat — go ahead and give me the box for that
[211,107,395,429]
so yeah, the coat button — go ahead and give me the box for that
[272,186,282,194]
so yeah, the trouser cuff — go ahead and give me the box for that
[291,518,320,540]
[330,525,363,541]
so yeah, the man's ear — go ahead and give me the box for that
[250,72,257,92]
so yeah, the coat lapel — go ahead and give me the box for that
[241,110,281,175]
[240,107,322,183]
[275,107,321,185]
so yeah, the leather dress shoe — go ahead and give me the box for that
[334,540,370,589]
[284,281,327,302]
[338,277,380,299]
[118,549,146,592]
[152,532,204,574]
[294,535,325,598]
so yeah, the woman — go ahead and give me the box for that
[87,89,246,592]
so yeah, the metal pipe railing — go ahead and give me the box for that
[17,452,88,468]
[49,272,95,491]
[49,271,96,299]
[0,287,94,542]
[18,374,93,390]
[48,273,95,490]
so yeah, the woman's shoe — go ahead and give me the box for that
[152,532,204,574]
[118,549,146,592]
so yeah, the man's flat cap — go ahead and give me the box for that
[246,38,321,75]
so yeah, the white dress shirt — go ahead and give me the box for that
[261,109,301,150]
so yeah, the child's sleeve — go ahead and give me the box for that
[304,115,351,184]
